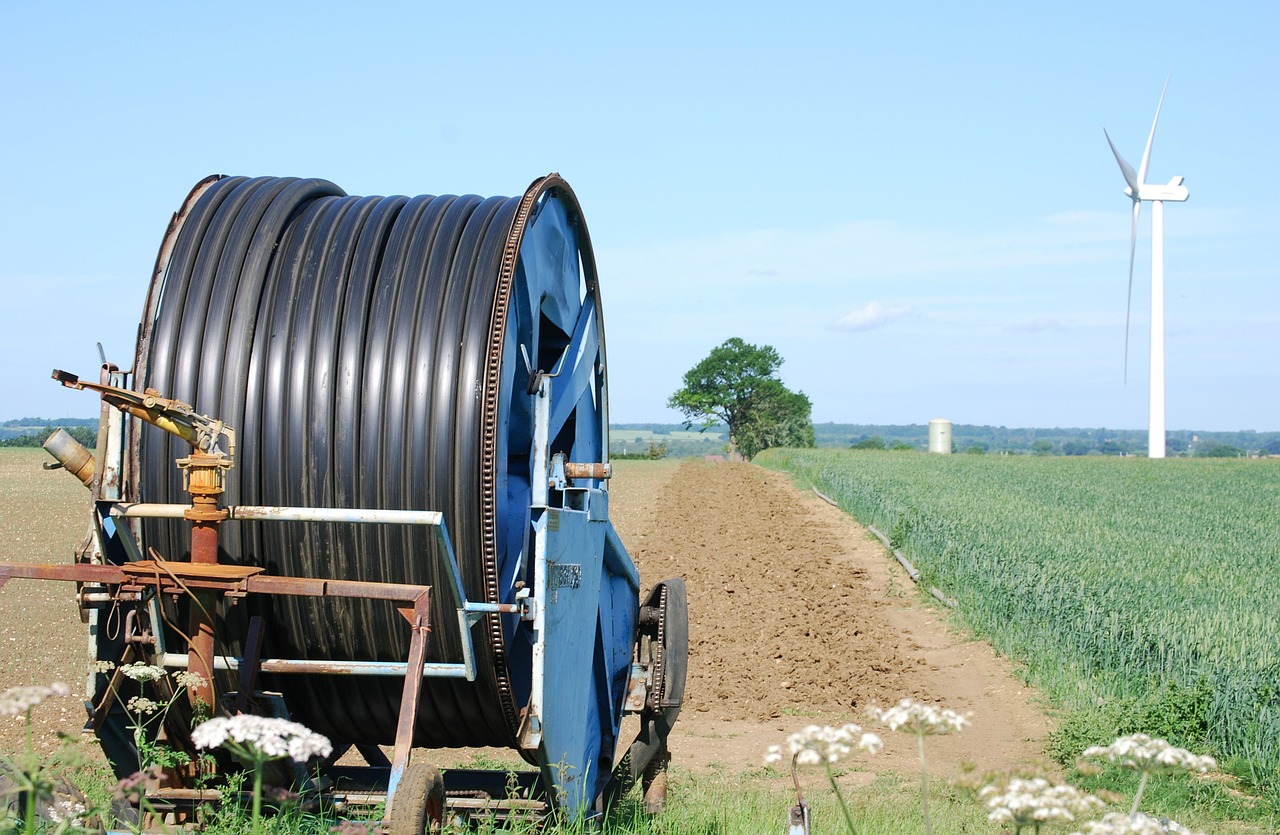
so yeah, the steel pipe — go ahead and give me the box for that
[158,652,472,678]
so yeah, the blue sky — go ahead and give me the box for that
[1,2,1275,431]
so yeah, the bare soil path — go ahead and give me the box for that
[1,450,1051,785]
[612,459,1050,784]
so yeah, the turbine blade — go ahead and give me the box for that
[1138,74,1172,185]
[1104,129,1139,192]
[1123,199,1141,384]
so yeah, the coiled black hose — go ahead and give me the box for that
[130,174,603,749]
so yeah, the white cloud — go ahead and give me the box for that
[834,301,913,332]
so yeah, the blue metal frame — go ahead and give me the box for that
[486,191,641,816]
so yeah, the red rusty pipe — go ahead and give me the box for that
[180,450,231,713]
[188,520,219,711]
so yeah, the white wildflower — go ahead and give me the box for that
[47,799,86,826]
[982,778,1105,827]
[1070,811,1203,835]
[127,696,160,715]
[173,671,208,691]
[119,662,168,682]
[763,723,882,767]
[869,697,970,735]
[191,715,333,763]
[94,660,116,674]
[0,682,70,716]
[1081,734,1216,775]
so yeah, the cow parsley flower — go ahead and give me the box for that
[868,698,969,835]
[1081,734,1217,819]
[1070,811,1202,835]
[94,660,117,674]
[193,715,333,833]
[1081,734,1216,775]
[0,682,70,716]
[982,778,1106,829]
[127,696,160,715]
[119,662,168,682]
[763,723,883,767]
[173,671,208,691]
[764,722,882,834]
[869,697,970,735]
[192,715,333,763]
[47,798,87,826]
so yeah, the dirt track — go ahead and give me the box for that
[612,459,1049,780]
[1,450,1050,781]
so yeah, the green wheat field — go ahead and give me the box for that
[759,449,1280,797]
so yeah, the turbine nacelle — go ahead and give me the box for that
[1124,176,1189,203]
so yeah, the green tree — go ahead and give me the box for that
[851,435,887,450]
[1196,442,1244,458]
[668,338,814,459]
[1031,439,1055,456]
[733,380,814,458]
[1062,440,1092,456]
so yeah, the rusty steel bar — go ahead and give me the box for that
[387,592,432,816]
[0,561,509,610]
[0,563,124,583]
[563,462,612,480]
[1,557,497,683]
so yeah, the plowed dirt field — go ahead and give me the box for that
[1,450,1050,783]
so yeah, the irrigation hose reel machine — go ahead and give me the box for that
[9,173,688,828]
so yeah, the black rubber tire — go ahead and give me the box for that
[388,762,445,835]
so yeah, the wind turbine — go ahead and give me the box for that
[1104,77,1188,459]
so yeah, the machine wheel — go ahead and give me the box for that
[603,577,688,813]
[388,762,445,835]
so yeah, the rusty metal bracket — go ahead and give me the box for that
[386,589,432,818]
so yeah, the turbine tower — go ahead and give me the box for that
[1104,77,1188,459]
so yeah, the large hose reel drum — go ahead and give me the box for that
[128,173,647,810]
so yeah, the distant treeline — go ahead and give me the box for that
[813,422,1280,457]
[0,418,97,448]
[609,422,1280,458]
